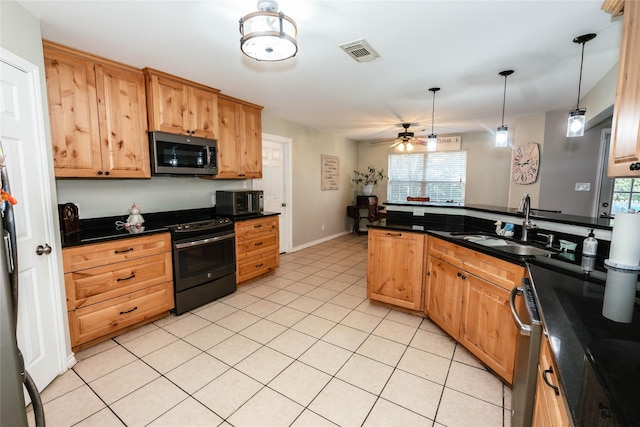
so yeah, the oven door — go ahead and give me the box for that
[172,231,236,291]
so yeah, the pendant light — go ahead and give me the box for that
[240,0,298,62]
[566,33,596,137]
[495,70,514,147]
[427,87,440,152]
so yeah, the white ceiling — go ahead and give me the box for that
[18,0,623,142]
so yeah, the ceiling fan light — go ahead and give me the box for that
[567,108,586,137]
[240,2,298,61]
[396,143,405,152]
[427,134,437,152]
[495,125,509,147]
[406,142,414,151]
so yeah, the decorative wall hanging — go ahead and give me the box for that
[512,142,540,184]
[321,155,339,190]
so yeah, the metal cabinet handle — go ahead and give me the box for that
[386,232,402,237]
[542,366,560,395]
[115,248,134,254]
[254,224,263,228]
[116,273,136,282]
[256,263,264,268]
[35,244,52,255]
[254,241,263,246]
[119,306,138,315]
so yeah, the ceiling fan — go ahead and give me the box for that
[388,123,425,151]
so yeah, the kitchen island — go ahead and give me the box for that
[369,203,639,426]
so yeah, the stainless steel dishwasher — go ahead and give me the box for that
[510,276,543,427]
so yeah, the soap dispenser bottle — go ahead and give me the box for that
[583,229,598,256]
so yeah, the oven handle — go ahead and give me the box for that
[175,233,236,249]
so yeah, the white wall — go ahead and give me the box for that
[262,112,358,247]
[356,132,511,207]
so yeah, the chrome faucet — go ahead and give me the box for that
[517,193,536,242]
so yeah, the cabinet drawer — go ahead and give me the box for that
[237,252,278,282]
[63,233,171,272]
[237,234,278,258]
[235,217,278,237]
[428,237,525,291]
[65,252,172,309]
[68,281,174,347]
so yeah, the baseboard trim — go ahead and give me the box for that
[290,231,351,252]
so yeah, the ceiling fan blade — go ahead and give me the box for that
[389,141,401,148]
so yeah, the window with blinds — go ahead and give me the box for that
[387,151,467,203]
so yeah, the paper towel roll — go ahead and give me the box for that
[609,213,640,268]
[602,268,638,323]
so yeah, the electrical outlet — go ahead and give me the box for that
[211,195,216,205]
[413,208,425,216]
[242,181,248,189]
[321,224,325,231]
[575,183,591,192]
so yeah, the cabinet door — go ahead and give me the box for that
[216,97,242,178]
[367,229,424,310]
[459,273,517,383]
[426,255,463,338]
[240,104,263,178]
[44,48,102,177]
[148,75,189,134]
[532,338,571,427]
[96,64,150,178]
[608,0,640,177]
[189,86,219,139]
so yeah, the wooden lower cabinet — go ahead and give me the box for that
[235,216,280,283]
[533,336,571,427]
[367,229,425,311]
[425,237,524,384]
[63,233,174,351]
[425,255,463,337]
[459,273,517,383]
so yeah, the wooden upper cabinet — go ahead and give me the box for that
[606,0,640,177]
[216,94,263,179]
[143,68,220,139]
[43,41,150,178]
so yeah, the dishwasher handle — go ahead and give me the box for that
[510,286,532,336]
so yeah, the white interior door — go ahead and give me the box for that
[1,52,66,394]
[253,134,291,253]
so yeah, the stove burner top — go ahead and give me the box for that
[167,217,232,233]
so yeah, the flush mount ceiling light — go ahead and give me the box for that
[427,87,440,152]
[392,123,416,152]
[496,69,514,148]
[567,33,596,137]
[239,0,298,61]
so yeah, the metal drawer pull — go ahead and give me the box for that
[254,241,264,246]
[542,366,560,395]
[256,263,264,268]
[115,248,134,254]
[117,273,136,282]
[386,232,402,237]
[119,306,138,315]
[254,224,263,228]
[175,233,235,249]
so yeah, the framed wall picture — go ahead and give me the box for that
[321,155,339,190]
[512,142,540,184]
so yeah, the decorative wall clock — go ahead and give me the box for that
[512,142,540,184]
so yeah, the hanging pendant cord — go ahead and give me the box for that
[431,91,436,134]
[501,74,507,126]
[576,41,585,109]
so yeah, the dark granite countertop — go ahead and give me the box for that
[368,216,639,425]
[61,208,280,248]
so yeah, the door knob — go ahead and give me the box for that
[36,244,52,255]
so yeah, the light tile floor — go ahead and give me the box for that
[28,234,512,427]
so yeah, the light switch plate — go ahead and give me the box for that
[575,183,591,191]
[413,208,425,216]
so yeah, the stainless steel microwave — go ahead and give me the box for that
[216,190,264,216]
[149,131,217,176]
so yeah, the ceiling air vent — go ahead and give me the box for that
[339,38,380,63]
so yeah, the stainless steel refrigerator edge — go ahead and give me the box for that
[510,276,543,427]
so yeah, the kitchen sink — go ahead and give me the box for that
[449,233,556,257]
